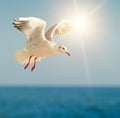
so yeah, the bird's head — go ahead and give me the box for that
[57,45,71,56]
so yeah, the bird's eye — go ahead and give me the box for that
[62,47,65,50]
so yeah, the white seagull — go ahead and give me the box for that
[13,17,74,71]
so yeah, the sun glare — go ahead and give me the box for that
[73,17,88,31]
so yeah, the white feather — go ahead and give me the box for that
[16,49,42,65]
[45,20,74,41]
[13,17,46,49]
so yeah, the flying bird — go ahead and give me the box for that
[13,17,74,71]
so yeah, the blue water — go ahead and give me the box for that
[0,87,120,118]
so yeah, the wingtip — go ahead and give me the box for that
[13,18,18,25]
[14,18,17,21]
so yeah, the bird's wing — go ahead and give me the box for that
[45,20,74,41]
[13,17,46,49]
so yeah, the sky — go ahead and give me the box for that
[0,0,120,86]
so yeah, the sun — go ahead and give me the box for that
[73,17,88,31]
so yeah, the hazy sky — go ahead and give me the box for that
[0,0,120,86]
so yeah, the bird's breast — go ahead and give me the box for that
[29,46,58,57]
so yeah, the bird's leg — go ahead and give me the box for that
[24,56,33,70]
[31,57,38,72]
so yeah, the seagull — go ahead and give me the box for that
[13,17,74,71]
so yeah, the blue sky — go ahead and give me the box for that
[0,0,120,86]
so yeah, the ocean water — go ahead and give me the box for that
[0,87,120,118]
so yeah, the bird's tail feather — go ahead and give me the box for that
[16,49,41,65]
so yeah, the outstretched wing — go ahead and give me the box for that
[45,20,74,41]
[13,17,46,49]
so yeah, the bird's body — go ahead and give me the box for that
[16,41,59,63]
[13,17,73,71]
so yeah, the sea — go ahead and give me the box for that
[0,87,119,118]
